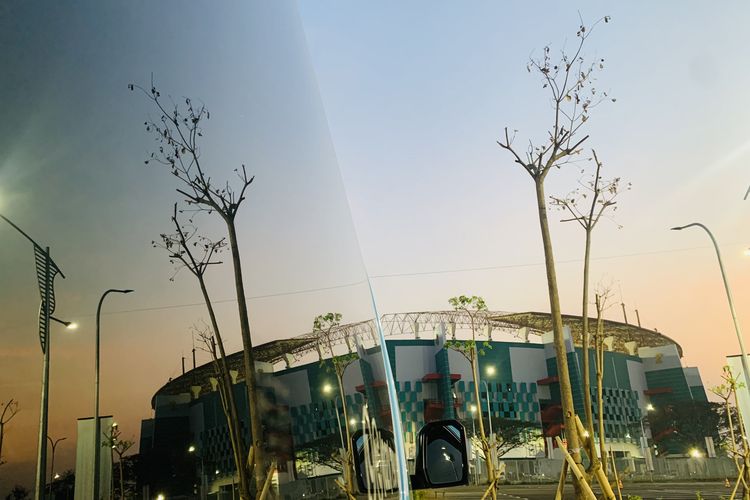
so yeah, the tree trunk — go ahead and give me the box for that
[534,178,585,498]
[336,368,355,493]
[118,458,124,500]
[581,229,597,467]
[595,301,607,475]
[197,274,252,499]
[226,220,266,493]
[471,349,496,494]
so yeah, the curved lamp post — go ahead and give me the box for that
[1,214,67,500]
[93,289,133,500]
[47,435,67,489]
[671,223,750,401]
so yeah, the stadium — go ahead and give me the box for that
[138,310,706,498]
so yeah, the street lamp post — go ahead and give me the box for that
[323,384,347,453]
[480,381,494,437]
[1,215,68,500]
[47,435,67,492]
[188,445,207,500]
[671,223,750,401]
[469,404,479,484]
[93,289,133,500]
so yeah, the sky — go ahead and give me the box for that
[2,0,750,491]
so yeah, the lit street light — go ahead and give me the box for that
[188,444,206,500]
[93,288,134,500]
[1,214,67,500]
[482,365,496,438]
[322,383,346,451]
[671,223,750,402]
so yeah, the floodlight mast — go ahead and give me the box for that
[0,214,66,500]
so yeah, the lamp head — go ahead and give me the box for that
[65,321,78,330]
[670,226,685,231]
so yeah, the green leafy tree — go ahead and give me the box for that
[711,366,750,499]
[650,401,723,456]
[445,295,497,497]
[49,470,75,500]
[314,313,358,496]
[295,433,345,472]
[4,485,29,500]
[458,417,541,459]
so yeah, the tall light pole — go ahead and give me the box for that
[1,215,68,500]
[93,289,133,500]
[671,223,750,400]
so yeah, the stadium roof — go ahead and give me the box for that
[151,309,682,407]
[489,311,683,357]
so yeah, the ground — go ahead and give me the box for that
[403,481,736,499]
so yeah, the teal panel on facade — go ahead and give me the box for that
[689,385,708,402]
[645,367,692,404]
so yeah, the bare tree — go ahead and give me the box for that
[153,206,252,499]
[102,424,134,500]
[314,313,358,497]
[593,283,616,476]
[711,366,750,499]
[445,295,497,498]
[132,80,268,493]
[496,16,612,499]
[0,399,19,467]
[551,151,627,477]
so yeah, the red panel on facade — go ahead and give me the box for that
[644,387,673,395]
[536,376,559,385]
[421,373,462,382]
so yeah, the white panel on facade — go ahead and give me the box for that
[447,348,473,381]
[684,367,703,387]
[536,385,551,400]
[342,361,365,395]
[638,345,682,371]
[395,346,436,382]
[541,331,556,359]
[727,355,750,434]
[75,416,113,500]
[508,347,546,384]
[626,359,648,411]
[273,370,313,407]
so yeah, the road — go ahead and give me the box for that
[407,481,737,499]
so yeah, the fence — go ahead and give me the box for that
[496,457,739,483]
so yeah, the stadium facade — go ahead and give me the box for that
[138,310,706,497]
